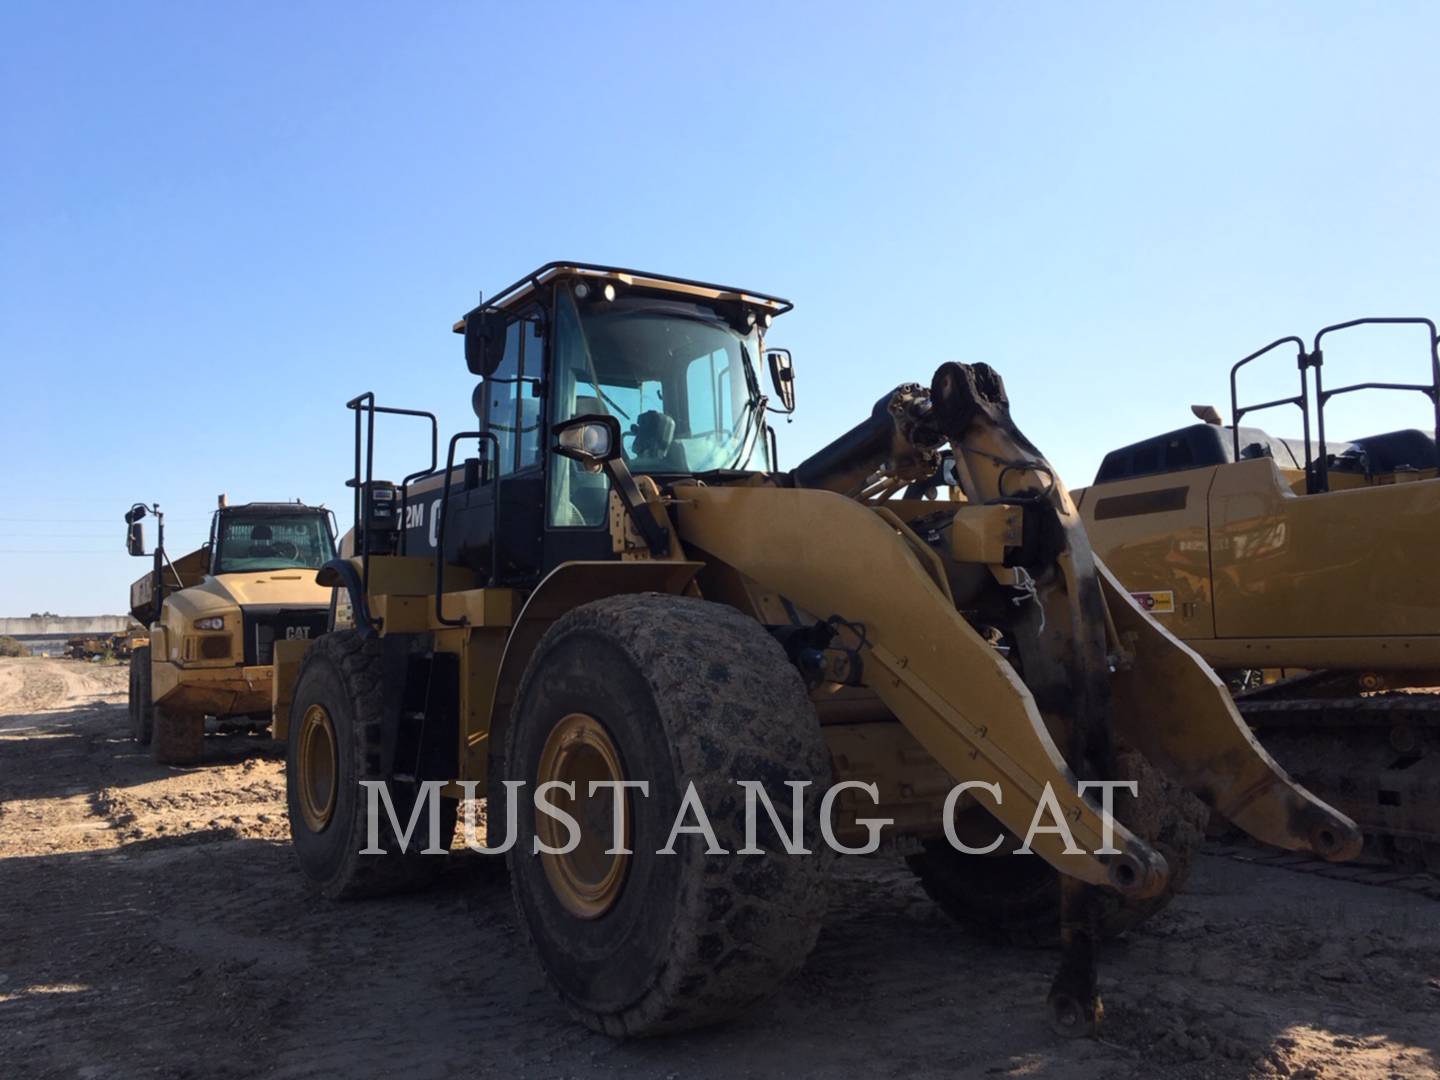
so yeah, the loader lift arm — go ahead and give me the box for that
[678,360,1360,1033]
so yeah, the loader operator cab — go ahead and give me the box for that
[349,264,795,592]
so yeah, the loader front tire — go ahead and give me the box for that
[128,647,153,746]
[286,631,455,900]
[151,706,203,766]
[505,594,832,1037]
[908,750,1207,945]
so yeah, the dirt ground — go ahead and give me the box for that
[0,655,1436,1080]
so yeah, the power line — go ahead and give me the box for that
[0,522,211,527]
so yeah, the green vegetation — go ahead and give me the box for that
[0,636,30,658]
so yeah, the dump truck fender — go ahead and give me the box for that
[485,558,704,794]
[1098,558,1362,860]
[675,485,1167,897]
[148,624,170,664]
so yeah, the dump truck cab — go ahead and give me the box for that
[126,499,336,764]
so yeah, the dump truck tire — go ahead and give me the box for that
[151,706,203,765]
[286,631,456,900]
[908,750,1207,945]
[128,647,153,746]
[505,593,832,1037]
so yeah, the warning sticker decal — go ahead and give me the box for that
[1130,590,1176,615]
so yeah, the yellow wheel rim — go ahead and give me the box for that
[536,712,630,920]
[296,703,338,832]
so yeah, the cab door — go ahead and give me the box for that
[479,312,547,585]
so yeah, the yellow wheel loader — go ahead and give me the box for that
[125,498,337,765]
[275,263,1359,1038]
[1077,318,1440,874]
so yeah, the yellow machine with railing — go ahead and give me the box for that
[1077,318,1440,874]
[274,264,1359,1039]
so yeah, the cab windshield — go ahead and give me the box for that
[548,287,772,526]
[212,512,336,574]
[555,290,769,468]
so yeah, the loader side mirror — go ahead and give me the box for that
[766,348,796,413]
[126,522,145,556]
[464,309,509,377]
[552,414,622,473]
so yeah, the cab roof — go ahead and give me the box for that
[220,501,326,515]
[452,261,793,334]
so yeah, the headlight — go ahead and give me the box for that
[194,616,225,631]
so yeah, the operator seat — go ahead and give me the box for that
[630,410,689,472]
[248,524,277,558]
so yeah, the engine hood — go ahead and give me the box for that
[166,572,331,617]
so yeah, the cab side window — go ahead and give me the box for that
[487,322,522,475]
[517,318,544,471]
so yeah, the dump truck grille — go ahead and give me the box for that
[241,608,329,666]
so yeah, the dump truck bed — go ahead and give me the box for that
[129,547,208,624]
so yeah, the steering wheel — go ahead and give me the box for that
[272,540,299,560]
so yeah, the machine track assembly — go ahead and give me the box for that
[1237,685,1440,874]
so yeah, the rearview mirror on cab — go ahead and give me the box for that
[463,308,510,377]
[124,503,148,556]
[765,348,796,413]
[552,414,622,473]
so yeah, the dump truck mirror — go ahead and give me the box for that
[766,348,796,412]
[126,521,145,556]
[553,414,621,473]
[464,309,509,377]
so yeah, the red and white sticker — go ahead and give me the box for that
[1130,590,1176,615]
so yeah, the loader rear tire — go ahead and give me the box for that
[151,706,203,766]
[505,593,832,1037]
[908,750,1207,945]
[129,647,153,746]
[286,631,455,900]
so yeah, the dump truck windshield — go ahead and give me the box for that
[212,512,336,574]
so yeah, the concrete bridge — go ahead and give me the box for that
[1,616,135,656]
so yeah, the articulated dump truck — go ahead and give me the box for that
[125,498,336,764]
[1077,318,1440,875]
[274,263,1360,1038]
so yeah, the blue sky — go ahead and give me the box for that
[3,2,1438,615]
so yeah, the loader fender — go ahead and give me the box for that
[1098,559,1363,861]
[316,558,375,635]
[675,485,1168,897]
[485,559,704,811]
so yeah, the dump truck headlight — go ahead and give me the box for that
[194,616,225,631]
